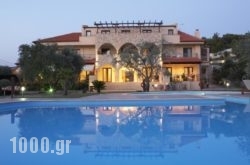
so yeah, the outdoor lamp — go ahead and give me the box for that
[21,86,26,96]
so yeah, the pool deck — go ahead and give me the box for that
[0,91,249,105]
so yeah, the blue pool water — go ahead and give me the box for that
[0,100,250,165]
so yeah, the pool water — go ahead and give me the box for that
[0,101,250,165]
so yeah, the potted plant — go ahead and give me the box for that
[92,80,106,93]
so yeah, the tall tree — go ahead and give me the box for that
[0,66,12,75]
[56,47,84,95]
[233,35,250,79]
[18,43,59,88]
[18,43,84,93]
[114,42,161,92]
[205,33,243,53]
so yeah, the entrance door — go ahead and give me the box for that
[102,68,112,82]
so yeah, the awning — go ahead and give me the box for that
[82,64,95,71]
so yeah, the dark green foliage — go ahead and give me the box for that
[207,33,250,85]
[0,66,12,75]
[92,80,105,93]
[205,33,244,53]
[79,79,89,93]
[233,36,250,79]
[114,42,161,92]
[18,43,84,94]
[0,79,11,87]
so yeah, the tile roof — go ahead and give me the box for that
[163,57,202,64]
[178,31,204,43]
[37,32,81,43]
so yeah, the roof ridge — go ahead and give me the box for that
[36,32,81,43]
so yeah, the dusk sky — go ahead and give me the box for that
[0,0,249,66]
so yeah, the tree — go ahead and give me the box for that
[18,43,84,94]
[233,36,250,79]
[56,48,84,95]
[114,42,161,92]
[205,33,243,53]
[18,43,59,89]
[0,66,12,75]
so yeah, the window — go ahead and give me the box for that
[168,29,174,35]
[101,30,110,34]
[163,67,172,75]
[183,48,192,57]
[142,29,152,33]
[102,68,112,82]
[163,67,172,81]
[86,30,91,36]
[124,71,134,82]
[73,49,80,55]
[184,67,193,76]
[80,71,89,81]
[121,29,130,33]
[184,67,195,81]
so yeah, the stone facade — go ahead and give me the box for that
[38,21,208,91]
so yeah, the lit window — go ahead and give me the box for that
[124,71,134,82]
[102,68,112,82]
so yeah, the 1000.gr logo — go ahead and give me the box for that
[10,137,71,155]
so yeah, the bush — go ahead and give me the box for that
[78,80,89,93]
[92,80,106,93]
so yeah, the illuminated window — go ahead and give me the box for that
[102,68,112,82]
[80,71,89,81]
[124,71,134,82]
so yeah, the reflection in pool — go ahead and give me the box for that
[0,102,250,165]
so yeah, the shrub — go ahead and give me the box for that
[92,80,106,93]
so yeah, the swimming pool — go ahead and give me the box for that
[0,94,250,165]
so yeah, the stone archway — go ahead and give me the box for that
[118,43,138,54]
[97,43,117,56]
[96,43,117,68]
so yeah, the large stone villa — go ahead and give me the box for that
[37,21,209,91]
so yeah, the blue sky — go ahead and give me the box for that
[0,0,250,66]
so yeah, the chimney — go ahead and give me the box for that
[194,29,201,38]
